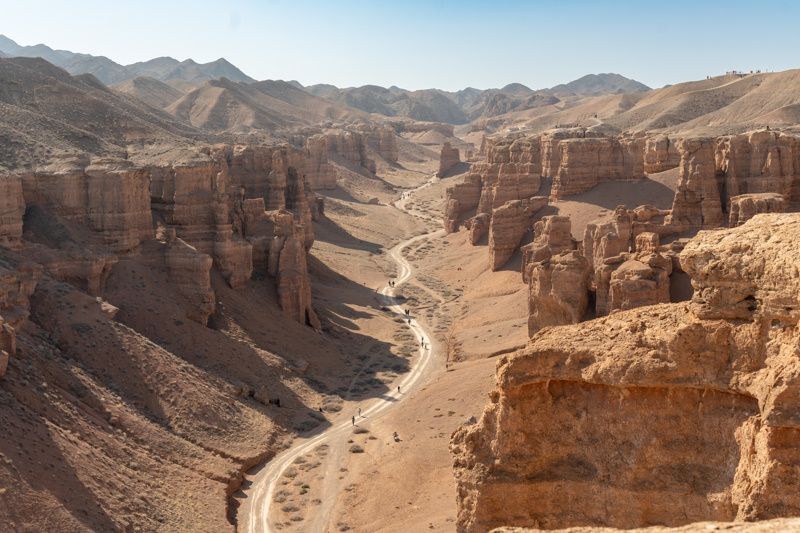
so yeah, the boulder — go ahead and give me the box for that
[465,213,490,245]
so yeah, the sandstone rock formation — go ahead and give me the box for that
[21,160,154,253]
[717,131,799,204]
[464,213,490,245]
[305,135,337,190]
[443,175,482,233]
[165,229,215,325]
[437,142,461,178]
[550,135,645,199]
[729,193,786,227]
[488,197,548,271]
[268,209,320,329]
[596,232,672,315]
[0,175,24,249]
[521,215,575,284]
[526,250,590,335]
[665,138,723,229]
[644,135,680,173]
[377,127,398,162]
[452,213,800,532]
[327,130,376,174]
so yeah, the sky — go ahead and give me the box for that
[3,0,800,91]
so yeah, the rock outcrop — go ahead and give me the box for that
[665,138,724,230]
[729,192,786,227]
[488,197,548,271]
[327,130,376,174]
[0,175,24,249]
[526,250,590,335]
[550,135,645,198]
[20,160,154,253]
[597,232,672,315]
[377,127,398,162]
[437,142,461,178]
[452,213,800,532]
[644,135,680,173]
[717,131,799,204]
[443,175,482,233]
[165,229,215,326]
[305,135,337,190]
[0,255,42,377]
[521,215,576,284]
[268,209,320,329]
[465,213,490,245]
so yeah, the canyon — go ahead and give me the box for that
[2,34,800,533]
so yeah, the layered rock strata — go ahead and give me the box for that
[550,135,645,199]
[488,197,548,271]
[377,127,398,162]
[20,160,154,253]
[597,232,672,315]
[452,213,800,532]
[526,250,590,335]
[437,142,461,178]
[2,142,320,327]
[665,138,724,230]
[520,216,575,284]
[643,135,680,173]
[165,229,215,326]
[729,193,786,227]
[0,175,24,249]
[305,135,337,190]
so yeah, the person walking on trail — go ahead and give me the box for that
[397,386,401,393]
[358,407,361,417]
[352,416,355,426]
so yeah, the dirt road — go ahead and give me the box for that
[241,179,444,533]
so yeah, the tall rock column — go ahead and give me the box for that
[665,138,723,230]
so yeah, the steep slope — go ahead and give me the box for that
[112,76,185,108]
[0,57,203,172]
[166,77,371,133]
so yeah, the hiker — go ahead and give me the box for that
[408,318,411,324]
[358,407,361,417]
[397,386,401,393]
[421,338,424,347]
[352,416,355,426]
[319,407,323,413]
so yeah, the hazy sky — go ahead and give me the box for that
[3,0,800,91]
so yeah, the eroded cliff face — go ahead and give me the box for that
[437,142,461,178]
[550,135,645,199]
[452,213,800,532]
[305,135,337,190]
[0,142,321,328]
[644,135,680,174]
[666,131,800,232]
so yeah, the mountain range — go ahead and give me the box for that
[0,34,651,126]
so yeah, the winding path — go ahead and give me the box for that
[241,177,443,533]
